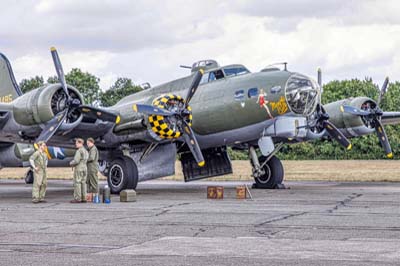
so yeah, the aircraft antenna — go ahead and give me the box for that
[263,62,288,71]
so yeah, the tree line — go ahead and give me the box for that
[19,69,400,160]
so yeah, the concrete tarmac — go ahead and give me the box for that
[0,179,399,266]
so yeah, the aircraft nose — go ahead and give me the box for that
[285,74,320,116]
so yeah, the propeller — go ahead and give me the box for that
[36,47,121,144]
[133,69,205,166]
[313,104,352,150]
[377,77,389,106]
[341,78,392,158]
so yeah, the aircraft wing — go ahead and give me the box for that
[381,112,400,125]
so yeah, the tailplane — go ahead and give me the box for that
[0,53,22,103]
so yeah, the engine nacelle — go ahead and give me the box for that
[324,96,375,137]
[12,84,83,126]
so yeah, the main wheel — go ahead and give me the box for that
[253,156,284,189]
[107,157,138,194]
[25,169,34,184]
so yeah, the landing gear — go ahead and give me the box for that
[249,146,284,189]
[107,156,138,194]
[25,169,34,184]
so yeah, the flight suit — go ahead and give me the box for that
[70,147,89,201]
[87,145,99,193]
[29,150,48,202]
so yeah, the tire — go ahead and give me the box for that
[25,169,34,184]
[107,157,138,194]
[253,155,284,189]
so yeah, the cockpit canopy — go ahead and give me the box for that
[199,64,250,85]
[285,74,320,115]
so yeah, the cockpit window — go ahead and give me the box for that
[208,70,224,82]
[223,67,249,77]
[285,74,319,115]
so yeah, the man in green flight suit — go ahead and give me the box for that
[69,138,89,203]
[86,138,99,197]
[29,141,48,203]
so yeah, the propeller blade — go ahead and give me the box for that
[78,105,121,124]
[374,119,393,158]
[182,121,205,167]
[381,77,389,95]
[50,47,70,99]
[341,105,371,116]
[36,109,68,143]
[377,77,389,106]
[132,104,174,117]
[184,69,204,106]
[317,68,322,87]
[323,120,352,150]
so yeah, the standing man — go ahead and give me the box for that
[30,141,48,203]
[69,138,89,203]
[86,138,99,197]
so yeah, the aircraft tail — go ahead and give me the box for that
[0,53,22,103]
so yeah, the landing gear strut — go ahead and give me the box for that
[249,146,284,189]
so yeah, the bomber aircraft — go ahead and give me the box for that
[0,48,400,193]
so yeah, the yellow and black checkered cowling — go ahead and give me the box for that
[149,94,192,139]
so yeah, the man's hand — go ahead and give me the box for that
[34,167,39,172]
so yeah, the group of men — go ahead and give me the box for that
[29,138,99,203]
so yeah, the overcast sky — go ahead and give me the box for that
[1,0,399,90]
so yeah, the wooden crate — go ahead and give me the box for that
[236,186,246,199]
[207,186,224,199]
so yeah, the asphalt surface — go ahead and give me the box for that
[0,179,399,266]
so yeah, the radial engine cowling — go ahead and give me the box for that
[323,96,376,138]
[12,84,83,126]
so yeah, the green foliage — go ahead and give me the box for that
[227,147,248,160]
[100,77,142,107]
[321,78,378,104]
[19,76,44,93]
